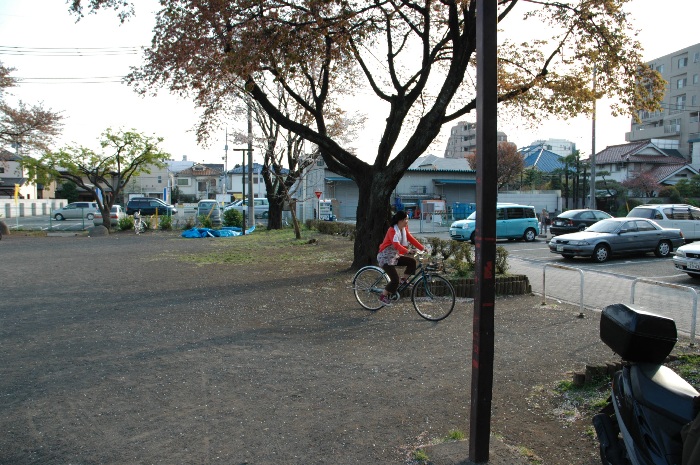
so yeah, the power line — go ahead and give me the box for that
[15,76,126,84]
[0,45,140,57]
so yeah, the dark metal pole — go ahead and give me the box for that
[470,0,497,462]
[242,151,247,235]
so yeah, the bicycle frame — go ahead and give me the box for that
[392,251,440,299]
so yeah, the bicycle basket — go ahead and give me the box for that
[424,262,442,272]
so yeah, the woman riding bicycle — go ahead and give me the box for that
[377,210,425,306]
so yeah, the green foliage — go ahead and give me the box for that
[495,246,509,274]
[184,216,196,229]
[159,214,172,230]
[24,128,170,214]
[446,429,465,441]
[307,220,356,239]
[670,354,700,389]
[412,449,429,462]
[675,179,694,198]
[658,185,681,203]
[118,215,133,231]
[223,208,243,227]
[59,181,80,203]
[198,214,213,229]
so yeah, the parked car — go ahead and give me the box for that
[626,204,700,242]
[673,242,700,279]
[93,205,126,227]
[549,209,612,236]
[226,197,269,219]
[449,203,539,243]
[196,200,222,226]
[125,197,177,216]
[53,202,99,221]
[548,217,684,263]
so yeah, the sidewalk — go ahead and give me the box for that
[509,253,699,341]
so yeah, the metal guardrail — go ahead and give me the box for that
[631,278,698,345]
[542,263,584,316]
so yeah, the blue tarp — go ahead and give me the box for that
[181,225,256,238]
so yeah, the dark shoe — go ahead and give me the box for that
[378,294,392,306]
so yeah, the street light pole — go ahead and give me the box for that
[589,64,597,209]
[231,148,252,235]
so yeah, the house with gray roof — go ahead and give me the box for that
[593,139,698,187]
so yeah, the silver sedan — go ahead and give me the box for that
[673,243,700,279]
[548,218,684,263]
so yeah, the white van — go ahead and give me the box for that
[197,200,222,226]
[626,204,700,241]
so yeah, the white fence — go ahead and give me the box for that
[0,199,68,218]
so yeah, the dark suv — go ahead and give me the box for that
[126,197,177,216]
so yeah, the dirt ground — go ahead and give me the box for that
[1,229,621,464]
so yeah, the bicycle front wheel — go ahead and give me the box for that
[352,266,390,311]
[411,275,455,321]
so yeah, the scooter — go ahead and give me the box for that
[592,303,700,465]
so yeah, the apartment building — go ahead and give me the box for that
[626,42,700,159]
[443,121,508,158]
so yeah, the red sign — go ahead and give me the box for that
[315,191,322,199]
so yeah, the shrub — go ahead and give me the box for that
[199,214,213,229]
[307,220,356,239]
[495,246,509,274]
[658,186,682,203]
[184,216,197,229]
[159,214,173,230]
[223,208,243,227]
[118,216,134,231]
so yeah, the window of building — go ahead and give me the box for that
[691,112,700,123]
[0,167,4,173]
[176,178,189,186]
[198,181,207,191]
[157,175,162,184]
[677,77,687,89]
[665,117,682,133]
[678,57,688,68]
[695,52,700,63]
[694,74,699,85]
[670,95,686,114]
[656,64,664,73]
[693,95,698,107]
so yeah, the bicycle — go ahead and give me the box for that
[352,249,456,321]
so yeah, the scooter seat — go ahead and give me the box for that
[631,364,700,424]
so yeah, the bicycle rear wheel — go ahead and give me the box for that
[411,275,455,321]
[352,266,390,311]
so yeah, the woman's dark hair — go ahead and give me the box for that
[390,210,408,226]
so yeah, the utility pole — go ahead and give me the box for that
[247,97,254,223]
[223,128,229,198]
[589,64,597,209]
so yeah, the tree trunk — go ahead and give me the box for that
[267,195,283,230]
[351,175,394,269]
[98,206,112,230]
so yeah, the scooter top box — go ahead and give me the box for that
[600,303,677,364]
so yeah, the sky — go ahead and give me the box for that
[0,0,698,166]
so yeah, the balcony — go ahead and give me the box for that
[626,125,669,141]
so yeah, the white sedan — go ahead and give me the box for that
[673,243,700,279]
[93,205,126,227]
